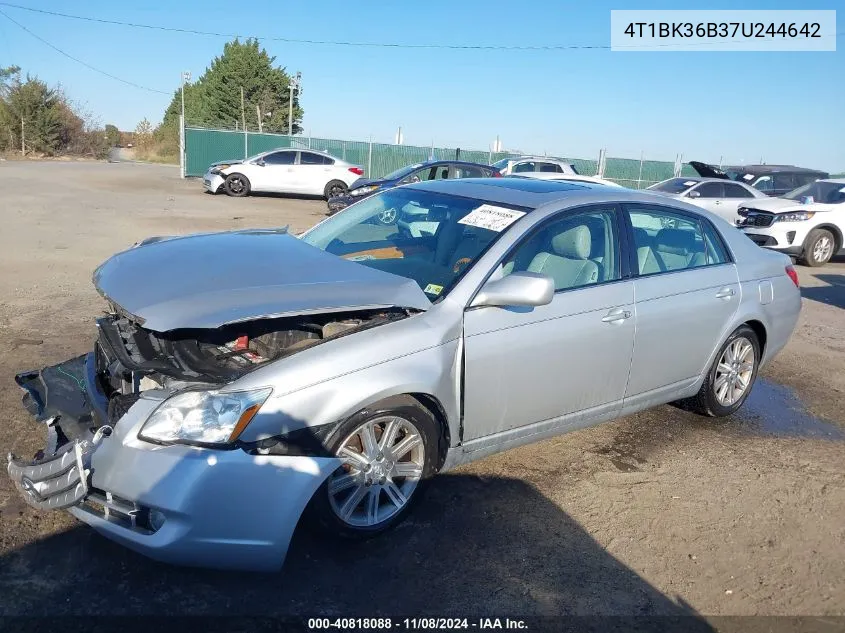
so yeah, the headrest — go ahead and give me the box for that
[552,225,591,260]
[632,227,651,246]
[654,228,698,256]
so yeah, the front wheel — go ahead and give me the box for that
[324,180,348,199]
[685,325,760,417]
[224,173,250,197]
[801,228,835,267]
[309,396,440,539]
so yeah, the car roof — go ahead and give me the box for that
[416,159,492,168]
[409,177,621,209]
[506,155,571,163]
[724,164,828,175]
[822,178,845,184]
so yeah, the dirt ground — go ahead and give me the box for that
[0,161,843,622]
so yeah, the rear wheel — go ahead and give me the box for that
[324,180,348,199]
[224,173,250,197]
[686,325,760,417]
[309,396,440,539]
[801,228,835,267]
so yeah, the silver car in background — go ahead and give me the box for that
[8,178,801,571]
[648,177,768,224]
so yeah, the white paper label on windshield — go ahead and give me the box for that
[459,205,525,232]
[743,174,755,180]
[839,187,845,193]
[683,181,697,186]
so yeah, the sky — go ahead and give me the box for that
[0,0,842,171]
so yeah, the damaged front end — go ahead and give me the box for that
[7,307,410,515]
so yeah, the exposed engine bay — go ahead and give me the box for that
[95,306,411,393]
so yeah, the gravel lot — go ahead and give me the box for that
[0,161,843,620]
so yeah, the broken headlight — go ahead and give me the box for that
[139,388,272,446]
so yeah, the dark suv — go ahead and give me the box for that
[690,161,829,197]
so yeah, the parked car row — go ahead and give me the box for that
[202,148,840,267]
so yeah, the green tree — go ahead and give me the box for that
[161,38,303,135]
[104,124,120,147]
[0,75,64,154]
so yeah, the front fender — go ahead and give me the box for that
[238,339,462,448]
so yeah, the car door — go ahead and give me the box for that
[686,181,724,215]
[462,204,636,443]
[720,183,757,224]
[298,151,335,195]
[624,203,740,405]
[253,150,297,192]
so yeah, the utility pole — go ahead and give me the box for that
[256,104,263,133]
[20,116,24,156]
[179,71,191,178]
[240,86,247,158]
[288,71,301,136]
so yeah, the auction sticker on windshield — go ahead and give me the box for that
[459,205,525,232]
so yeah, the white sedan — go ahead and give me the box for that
[203,148,364,199]
[738,178,845,267]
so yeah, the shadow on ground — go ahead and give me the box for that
[0,474,708,625]
[801,273,845,310]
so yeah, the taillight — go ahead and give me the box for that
[349,167,364,176]
[493,170,502,177]
[785,265,799,287]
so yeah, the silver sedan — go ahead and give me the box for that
[8,178,801,570]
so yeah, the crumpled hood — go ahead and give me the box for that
[210,158,243,167]
[740,198,812,213]
[93,229,430,332]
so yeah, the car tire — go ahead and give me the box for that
[324,180,348,200]
[685,325,760,417]
[800,228,835,267]
[224,173,250,197]
[308,395,441,540]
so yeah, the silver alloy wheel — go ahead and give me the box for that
[813,235,833,263]
[714,337,755,406]
[328,415,425,528]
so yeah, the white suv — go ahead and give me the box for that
[492,156,578,176]
[738,178,845,267]
[204,149,364,199]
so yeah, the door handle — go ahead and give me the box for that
[715,287,736,299]
[601,308,632,323]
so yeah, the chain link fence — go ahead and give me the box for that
[184,125,697,188]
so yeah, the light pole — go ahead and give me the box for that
[179,70,191,178]
[288,71,301,136]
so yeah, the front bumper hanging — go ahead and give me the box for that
[7,428,110,511]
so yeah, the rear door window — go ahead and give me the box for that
[300,152,333,165]
[723,183,755,198]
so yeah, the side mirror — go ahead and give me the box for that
[256,159,266,166]
[470,272,554,309]
[687,190,701,199]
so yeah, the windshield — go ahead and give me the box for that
[784,181,845,204]
[648,178,698,194]
[381,164,422,181]
[301,188,527,299]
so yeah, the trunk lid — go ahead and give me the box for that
[689,161,730,180]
